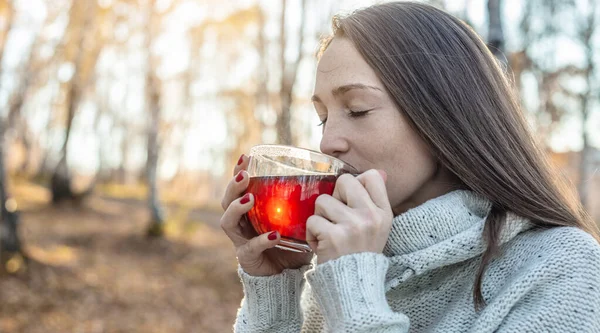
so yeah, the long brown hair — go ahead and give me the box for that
[319,1,599,310]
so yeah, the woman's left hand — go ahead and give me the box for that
[306,169,393,264]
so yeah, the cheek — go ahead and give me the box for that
[385,130,438,203]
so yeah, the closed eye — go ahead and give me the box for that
[318,110,372,126]
[348,109,372,118]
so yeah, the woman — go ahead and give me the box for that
[220,2,600,332]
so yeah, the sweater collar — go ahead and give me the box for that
[384,190,492,256]
[383,190,534,291]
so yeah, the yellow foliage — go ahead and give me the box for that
[27,245,78,267]
[5,253,24,273]
[5,198,17,212]
[96,182,149,200]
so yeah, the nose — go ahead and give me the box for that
[319,122,349,158]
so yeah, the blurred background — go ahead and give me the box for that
[0,0,597,331]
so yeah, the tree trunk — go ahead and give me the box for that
[576,1,597,210]
[51,1,93,202]
[145,0,165,237]
[51,81,79,202]
[487,0,506,64]
[276,0,292,145]
[0,121,21,255]
[276,0,307,146]
[578,137,593,209]
[7,46,31,173]
[146,74,164,236]
[255,6,268,140]
[0,0,22,259]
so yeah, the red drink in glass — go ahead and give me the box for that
[246,175,337,242]
[245,144,356,252]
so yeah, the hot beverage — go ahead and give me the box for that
[245,144,356,252]
[246,175,337,242]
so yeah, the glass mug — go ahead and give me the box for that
[245,144,357,252]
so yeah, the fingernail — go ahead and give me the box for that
[237,154,245,165]
[235,171,244,182]
[240,193,250,204]
[268,231,277,240]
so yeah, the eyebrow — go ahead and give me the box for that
[311,83,383,103]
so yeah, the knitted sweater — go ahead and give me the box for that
[234,190,600,332]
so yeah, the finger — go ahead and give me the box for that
[355,169,391,210]
[238,230,280,259]
[377,169,387,183]
[306,215,335,251]
[232,154,249,177]
[332,173,371,208]
[220,193,254,247]
[314,194,353,225]
[221,169,250,211]
[239,215,259,239]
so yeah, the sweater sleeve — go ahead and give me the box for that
[494,232,600,333]
[305,252,410,332]
[234,265,310,333]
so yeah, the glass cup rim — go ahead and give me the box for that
[248,144,358,174]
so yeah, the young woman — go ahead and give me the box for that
[220,2,600,332]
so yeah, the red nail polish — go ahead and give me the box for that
[235,171,244,182]
[237,154,245,165]
[240,193,250,204]
[268,231,277,240]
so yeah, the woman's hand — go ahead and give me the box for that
[220,154,313,276]
[306,169,393,264]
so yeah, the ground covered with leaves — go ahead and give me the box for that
[0,180,242,332]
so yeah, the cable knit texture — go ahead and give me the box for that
[234,190,600,332]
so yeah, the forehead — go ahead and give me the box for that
[315,37,382,90]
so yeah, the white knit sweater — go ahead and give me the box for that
[234,190,600,332]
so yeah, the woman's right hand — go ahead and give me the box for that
[220,154,313,277]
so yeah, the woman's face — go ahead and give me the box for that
[313,37,458,214]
